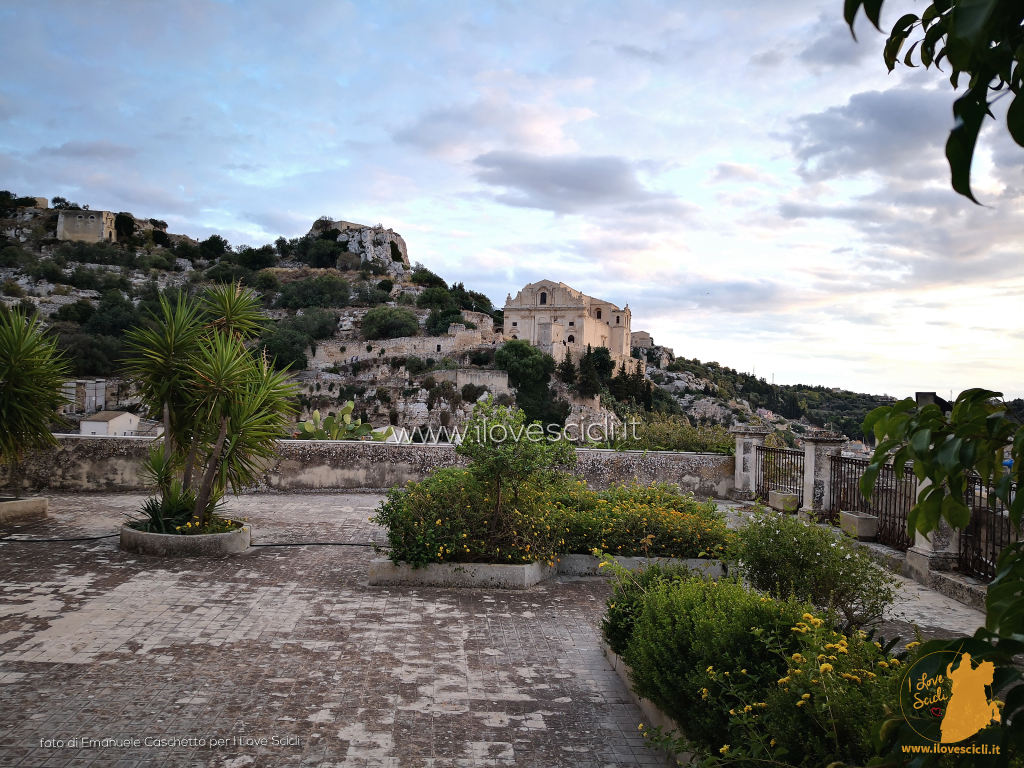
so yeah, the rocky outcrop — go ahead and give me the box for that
[309,219,411,278]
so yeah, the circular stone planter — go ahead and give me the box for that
[119,524,251,556]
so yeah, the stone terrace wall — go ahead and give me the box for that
[1,436,734,498]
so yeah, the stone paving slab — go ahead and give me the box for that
[0,493,658,767]
[0,493,987,767]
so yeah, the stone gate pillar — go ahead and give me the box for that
[729,425,771,501]
[801,431,846,517]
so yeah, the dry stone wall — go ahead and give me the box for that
[2,436,735,498]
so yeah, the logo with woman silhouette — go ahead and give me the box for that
[902,650,1002,745]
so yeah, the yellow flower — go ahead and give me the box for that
[802,693,811,700]
[802,613,815,621]
[740,669,747,674]
[770,739,776,747]
[819,663,834,673]
[777,677,791,685]
[792,669,803,675]
[890,658,901,667]
[837,648,848,654]
[638,724,644,730]
[817,654,826,661]
[906,641,921,650]
[796,701,805,707]
[729,709,736,715]
[791,653,805,663]
[877,661,889,669]
[720,745,730,755]
[743,705,752,713]
[706,666,714,673]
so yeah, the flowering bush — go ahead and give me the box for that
[729,506,899,630]
[372,475,730,567]
[602,566,913,766]
[551,481,729,558]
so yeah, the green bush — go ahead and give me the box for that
[551,482,728,559]
[616,573,907,766]
[361,306,419,340]
[632,413,734,454]
[237,244,277,271]
[304,239,343,269]
[405,356,427,375]
[275,275,350,309]
[55,298,95,324]
[410,266,446,288]
[730,508,899,630]
[425,307,473,335]
[416,286,454,311]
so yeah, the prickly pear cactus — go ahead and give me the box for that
[296,401,393,441]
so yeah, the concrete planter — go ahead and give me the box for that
[369,558,555,589]
[768,490,799,513]
[369,554,726,589]
[840,511,879,542]
[119,524,251,557]
[0,497,48,523]
[555,553,725,579]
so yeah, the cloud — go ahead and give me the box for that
[750,49,785,68]
[393,86,593,157]
[471,150,689,217]
[37,140,138,160]
[709,162,777,186]
[613,44,667,64]
[788,86,950,181]
[797,14,869,68]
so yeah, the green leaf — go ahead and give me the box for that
[1007,92,1024,147]
[941,493,971,529]
[945,83,991,203]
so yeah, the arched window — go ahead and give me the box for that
[616,316,620,324]
[88,215,95,220]
[539,291,547,305]
[511,335,518,339]
[567,334,575,343]
[76,215,84,220]
[596,308,602,320]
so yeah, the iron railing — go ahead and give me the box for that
[829,456,916,551]
[755,445,805,508]
[958,475,1018,582]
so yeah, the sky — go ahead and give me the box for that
[2,0,1023,399]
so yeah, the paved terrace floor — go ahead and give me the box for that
[0,494,986,768]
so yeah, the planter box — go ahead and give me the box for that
[602,641,690,766]
[0,497,48,523]
[768,490,799,513]
[840,511,879,541]
[369,558,555,589]
[119,524,251,557]
[555,554,725,579]
[369,555,725,589]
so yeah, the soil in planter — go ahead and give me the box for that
[126,513,245,536]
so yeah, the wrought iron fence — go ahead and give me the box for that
[755,445,804,507]
[958,475,1018,582]
[829,456,915,551]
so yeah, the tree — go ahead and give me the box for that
[495,340,568,427]
[0,306,71,470]
[426,307,473,336]
[410,265,446,289]
[415,286,455,311]
[236,244,277,271]
[275,275,350,309]
[846,0,1024,202]
[126,284,296,526]
[361,306,419,340]
[556,354,578,386]
[199,234,229,260]
[575,345,603,398]
[456,398,575,534]
[114,213,136,241]
[304,239,343,269]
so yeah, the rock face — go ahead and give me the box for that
[310,219,411,278]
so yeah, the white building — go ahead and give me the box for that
[79,411,140,436]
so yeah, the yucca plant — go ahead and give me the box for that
[126,284,297,530]
[0,306,70,488]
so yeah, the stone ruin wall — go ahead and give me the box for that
[1,436,735,499]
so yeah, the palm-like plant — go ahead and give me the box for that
[0,306,70,478]
[125,285,297,529]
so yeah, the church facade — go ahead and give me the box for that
[503,281,632,365]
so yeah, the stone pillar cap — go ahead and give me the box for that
[729,425,772,436]
[801,430,847,443]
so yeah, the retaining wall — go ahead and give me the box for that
[0,435,734,498]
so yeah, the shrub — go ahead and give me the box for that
[237,244,277,271]
[275,275,350,309]
[361,306,419,340]
[617,573,907,766]
[2,278,25,297]
[410,265,446,288]
[405,356,427,375]
[551,482,728,559]
[426,307,474,335]
[730,508,899,630]
[469,348,494,366]
[461,383,488,403]
[376,279,393,293]
[55,298,95,324]
[416,286,454,311]
[632,413,734,454]
[254,270,280,291]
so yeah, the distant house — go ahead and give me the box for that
[79,411,139,436]
[56,210,117,243]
